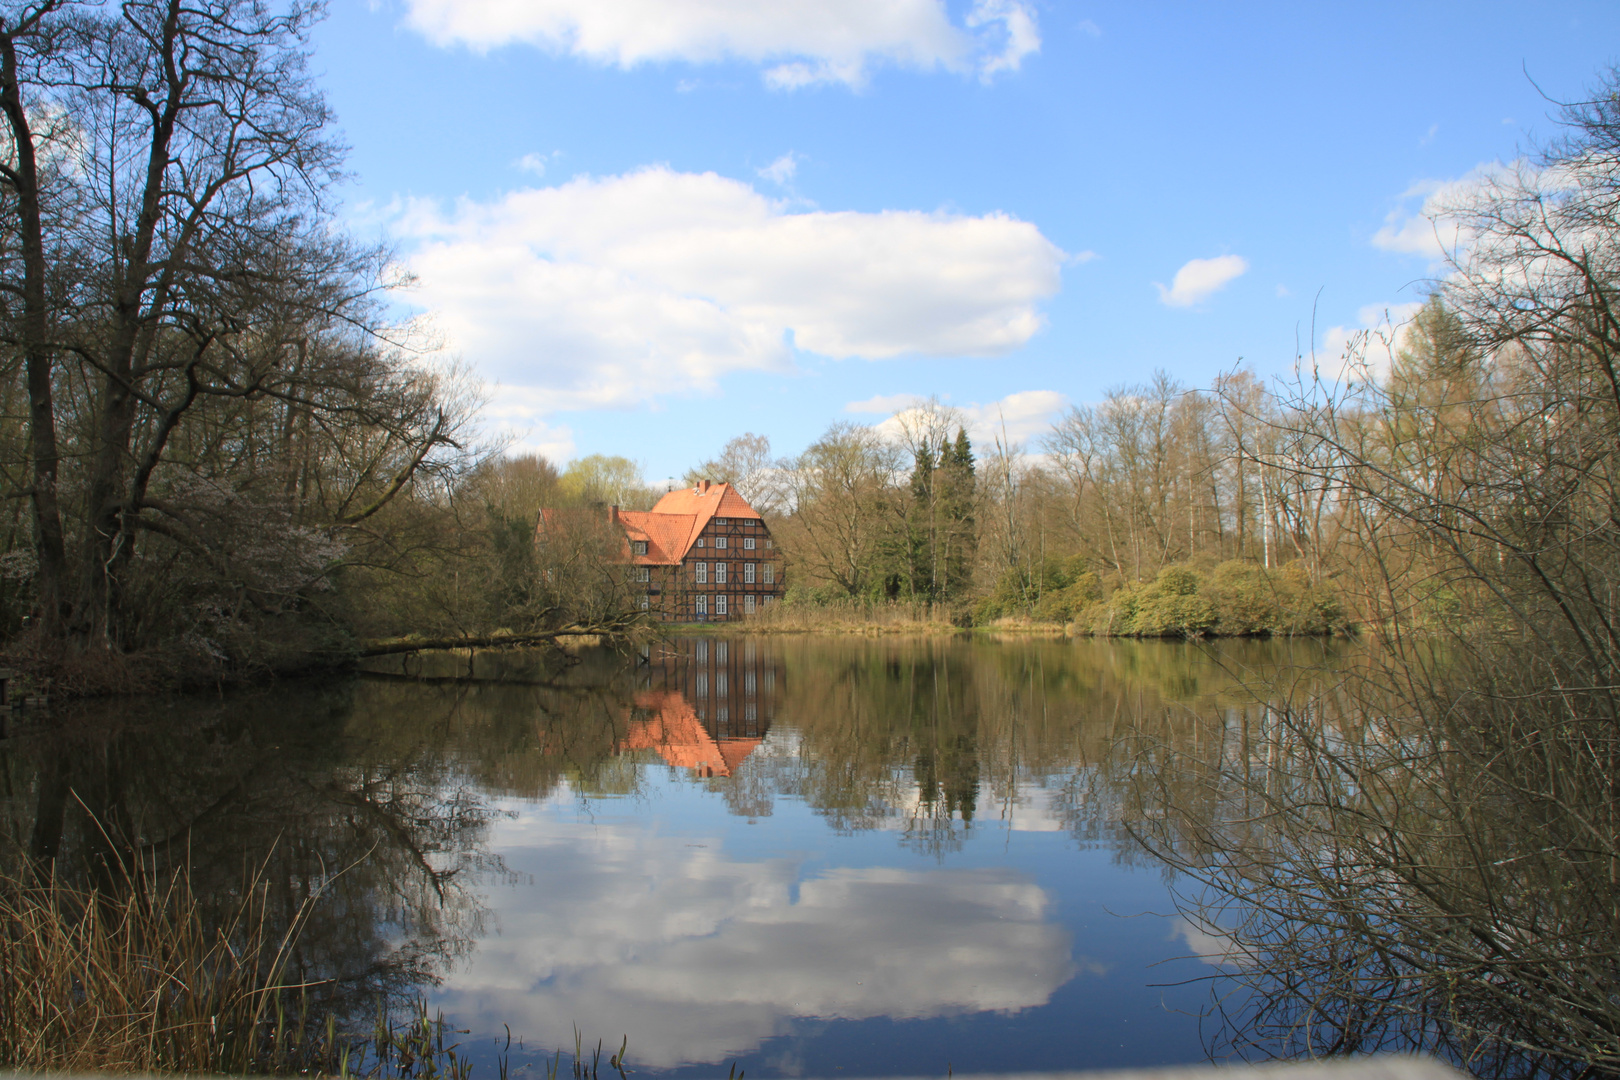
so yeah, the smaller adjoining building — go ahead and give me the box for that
[611,480,784,622]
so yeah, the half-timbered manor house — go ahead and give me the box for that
[612,480,783,622]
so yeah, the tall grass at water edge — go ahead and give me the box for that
[0,859,671,1079]
[725,597,958,634]
[0,859,480,1077]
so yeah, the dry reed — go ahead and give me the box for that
[0,858,323,1073]
[730,598,958,634]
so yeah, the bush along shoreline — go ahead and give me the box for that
[668,557,1351,640]
[972,558,1350,639]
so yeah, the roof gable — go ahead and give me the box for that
[544,481,768,565]
[638,481,763,561]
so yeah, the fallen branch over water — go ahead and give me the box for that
[356,616,645,657]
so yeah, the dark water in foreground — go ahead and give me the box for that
[0,635,1349,1077]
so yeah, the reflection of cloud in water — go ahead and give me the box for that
[1172,915,1253,968]
[435,809,1076,1066]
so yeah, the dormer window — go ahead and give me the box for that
[631,540,648,555]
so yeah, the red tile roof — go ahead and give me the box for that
[621,689,762,777]
[619,481,760,565]
[539,481,766,566]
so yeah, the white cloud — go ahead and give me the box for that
[480,389,578,460]
[514,152,549,177]
[1370,170,1500,260]
[867,389,1068,448]
[433,803,1077,1066]
[401,0,1040,89]
[1077,18,1102,37]
[846,392,922,415]
[393,166,1065,411]
[960,389,1068,445]
[1316,301,1424,383]
[756,152,800,186]
[1155,255,1248,307]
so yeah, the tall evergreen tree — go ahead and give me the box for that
[939,429,978,601]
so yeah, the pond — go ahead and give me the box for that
[0,635,1353,1077]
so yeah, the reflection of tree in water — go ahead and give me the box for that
[749,635,1348,860]
[1125,679,1620,1079]
[0,680,504,1023]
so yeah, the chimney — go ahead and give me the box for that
[609,504,619,525]
[699,479,711,494]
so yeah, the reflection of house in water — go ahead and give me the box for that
[620,638,781,778]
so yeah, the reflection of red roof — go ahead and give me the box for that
[621,690,761,778]
[620,482,761,566]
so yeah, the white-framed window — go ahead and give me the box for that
[715,562,728,584]
[631,540,648,555]
[639,595,649,610]
[715,536,728,550]
[743,563,755,584]
[716,517,728,525]
[763,596,774,609]
[744,594,756,614]
[744,537,755,550]
[765,538,773,549]
[763,564,774,585]
[695,594,708,617]
[695,537,705,548]
[716,594,728,616]
[695,562,708,584]
[636,566,650,582]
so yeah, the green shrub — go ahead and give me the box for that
[1074,560,1349,638]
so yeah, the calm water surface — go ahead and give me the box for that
[0,635,1349,1077]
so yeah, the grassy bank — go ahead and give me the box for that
[698,559,1351,640]
[684,598,961,635]
[0,863,478,1077]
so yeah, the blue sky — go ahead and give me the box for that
[310,1,1620,483]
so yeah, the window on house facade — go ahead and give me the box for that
[716,594,728,616]
[639,596,649,610]
[696,594,708,617]
[743,563,755,584]
[765,539,773,549]
[715,562,727,584]
[695,562,708,584]
[716,518,728,525]
[636,566,650,582]
[744,537,755,550]
[695,538,704,547]
[631,540,648,555]
[763,564,774,585]
[744,594,755,614]
[715,536,727,549]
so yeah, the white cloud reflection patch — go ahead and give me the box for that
[434,805,1076,1066]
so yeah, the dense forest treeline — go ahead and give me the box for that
[0,0,1617,698]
